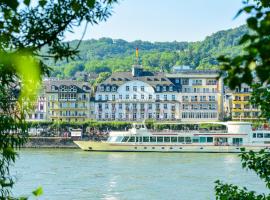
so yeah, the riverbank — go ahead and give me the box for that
[24,137,79,148]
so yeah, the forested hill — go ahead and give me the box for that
[49,25,248,78]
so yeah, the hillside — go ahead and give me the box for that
[48,25,248,78]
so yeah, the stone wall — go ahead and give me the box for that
[24,137,79,148]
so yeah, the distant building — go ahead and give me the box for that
[25,91,47,121]
[94,65,180,121]
[231,84,261,121]
[44,79,92,122]
[166,69,224,121]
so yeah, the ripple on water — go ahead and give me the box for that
[11,150,269,200]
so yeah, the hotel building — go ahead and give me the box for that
[231,85,261,121]
[44,79,91,122]
[94,66,180,121]
[167,69,224,121]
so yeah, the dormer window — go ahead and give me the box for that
[106,86,110,92]
[169,85,173,91]
[112,86,117,92]
[70,85,77,92]
[82,85,88,91]
[156,85,160,92]
[163,86,167,91]
[100,86,105,92]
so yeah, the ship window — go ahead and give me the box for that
[143,136,150,142]
[171,137,177,143]
[185,137,192,143]
[136,136,143,142]
[116,136,123,142]
[257,133,263,138]
[164,137,170,143]
[128,137,135,142]
[178,137,184,143]
[150,137,157,142]
[207,137,213,143]
[157,137,163,143]
[192,137,199,143]
[233,138,243,145]
[199,137,206,143]
[264,133,270,138]
[253,133,256,138]
[122,136,129,142]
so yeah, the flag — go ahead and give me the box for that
[136,48,139,59]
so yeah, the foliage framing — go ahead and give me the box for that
[216,0,270,199]
[0,0,117,198]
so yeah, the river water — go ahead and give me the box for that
[11,149,268,200]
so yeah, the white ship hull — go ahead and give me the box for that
[74,141,270,153]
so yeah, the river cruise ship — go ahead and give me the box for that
[74,122,270,153]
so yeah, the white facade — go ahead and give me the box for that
[95,80,179,121]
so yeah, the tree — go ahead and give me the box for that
[0,0,117,198]
[216,0,270,199]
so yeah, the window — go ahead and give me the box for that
[141,86,145,91]
[169,86,173,91]
[126,86,130,91]
[257,133,263,138]
[105,95,108,100]
[143,137,150,142]
[164,137,170,143]
[149,95,152,100]
[133,86,137,91]
[164,95,167,101]
[150,137,156,142]
[156,95,160,100]
[119,104,122,109]
[163,104,168,109]
[119,95,122,99]
[157,137,163,142]
[171,137,177,143]
[178,137,184,143]
[264,133,270,138]
[175,79,180,84]
[185,137,191,143]
[128,137,135,142]
[163,86,167,91]
[141,94,144,99]
[172,95,176,101]
[112,95,115,100]
[106,86,110,92]
[157,86,161,92]
[133,94,137,99]
[126,95,129,99]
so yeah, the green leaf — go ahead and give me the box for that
[24,0,31,6]
[87,0,96,8]
[247,17,258,30]
[32,187,43,197]
[39,0,47,8]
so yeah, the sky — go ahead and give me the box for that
[64,0,247,42]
